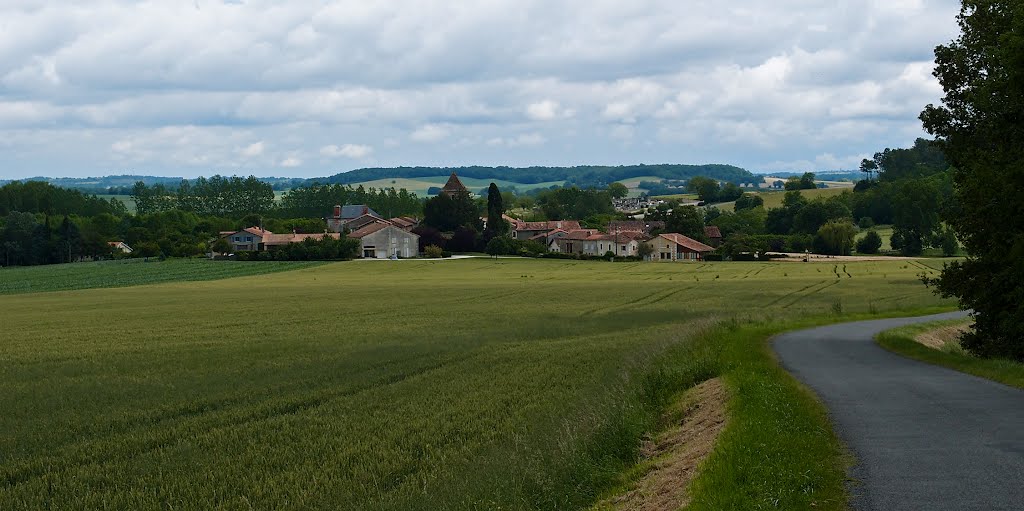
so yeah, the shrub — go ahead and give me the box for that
[424,245,444,258]
[856,231,883,254]
[858,216,875,228]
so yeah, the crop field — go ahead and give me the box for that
[0,259,323,295]
[96,194,136,213]
[0,258,953,509]
[346,176,566,196]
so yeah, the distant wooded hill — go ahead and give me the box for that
[1,163,757,194]
[305,164,758,188]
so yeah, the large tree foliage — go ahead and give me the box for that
[535,187,613,220]
[921,0,1024,360]
[279,184,421,218]
[0,181,127,217]
[423,192,481,232]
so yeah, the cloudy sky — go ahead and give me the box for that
[0,0,961,179]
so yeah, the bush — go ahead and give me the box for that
[856,231,883,254]
[858,216,875,228]
[424,245,444,258]
[603,251,616,259]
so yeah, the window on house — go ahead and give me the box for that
[246,236,253,242]
[621,245,626,251]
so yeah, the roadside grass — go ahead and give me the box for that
[878,320,1024,389]
[0,258,323,295]
[0,259,954,509]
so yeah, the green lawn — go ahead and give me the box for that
[0,258,323,295]
[0,258,954,509]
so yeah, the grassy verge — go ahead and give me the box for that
[593,308,955,511]
[877,320,1024,389]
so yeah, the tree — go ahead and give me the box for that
[856,230,883,254]
[423,192,481,232]
[212,237,231,255]
[607,182,629,199]
[938,227,959,257]
[484,183,508,239]
[637,242,654,259]
[859,158,879,181]
[920,1,1024,359]
[687,176,720,202]
[665,205,707,242]
[813,220,856,256]
[734,193,764,211]
[485,236,509,257]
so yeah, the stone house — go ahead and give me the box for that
[647,233,714,262]
[348,222,420,259]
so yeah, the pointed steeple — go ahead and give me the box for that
[441,172,468,197]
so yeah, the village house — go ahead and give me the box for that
[222,227,271,252]
[107,241,133,254]
[579,231,648,257]
[647,233,714,262]
[704,226,723,247]
[549,229,601,255]
[326,204,382,232]
[607,220,666,235]
[348,222,420,259]
[510,220,582,240]
[222,215,419,259]
[440,173,470,197]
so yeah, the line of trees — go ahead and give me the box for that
[0,181,128,217]
[132,176,276,216]
[278,184,421,218]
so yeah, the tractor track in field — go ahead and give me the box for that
[0,350,483,490]
[780,280,841,309]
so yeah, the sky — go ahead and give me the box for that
[0,0,962,179]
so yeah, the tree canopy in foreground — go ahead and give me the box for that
[921,0,1024,360]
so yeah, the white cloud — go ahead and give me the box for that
[240,141,265,157]
[526,100,573,121]
[410,123,451,143]
[280,157,303,168]
[0,0,964,178]
[321,143,373,158]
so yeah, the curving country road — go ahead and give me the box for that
[774,312,1024,511]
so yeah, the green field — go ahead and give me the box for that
[347,176,566,196]
[0,259,323,295]
[0,258,954,509]
[708,187,851,210]
[96,194,136,214]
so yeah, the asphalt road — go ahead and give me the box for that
[774,312,1024,511]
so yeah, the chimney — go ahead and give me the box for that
[334,205,342,218]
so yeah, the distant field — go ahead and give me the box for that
[856,225,895,252]
[708,186,851,210]
[0,258,322,295]
[96,194,136,214]
[0,258,953,509]
[336,176,565,196]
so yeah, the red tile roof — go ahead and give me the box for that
[347,221,391,239]
[441,173,468,195]
[705,226,723,239]
[658,233,714,252]
[263,232,342,246]
[514,220,582,232]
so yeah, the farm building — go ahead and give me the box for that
[107,241,133,254]
[326,204,382,232]
[511,220,582,240]
[440,173,469,197]
[222,227,272,252]
[647,233,714,262]
[348,222,420,259]
[704,226,723,247]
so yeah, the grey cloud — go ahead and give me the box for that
[0,0,963,178]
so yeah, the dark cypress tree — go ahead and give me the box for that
[485,183,507,239]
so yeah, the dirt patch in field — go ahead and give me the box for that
[603,378,728,511]
[915,323,971,350]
